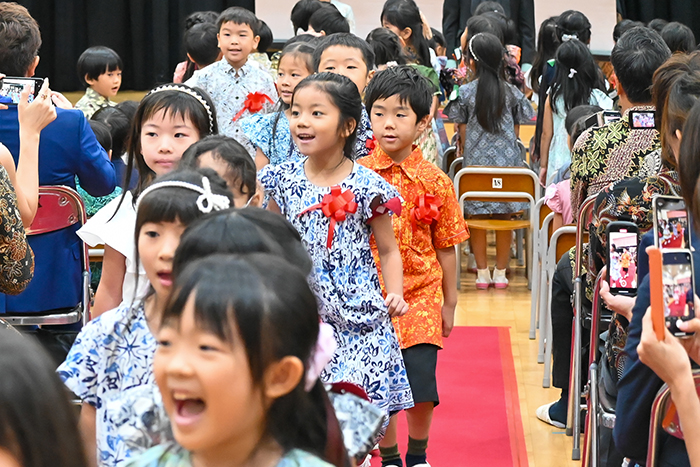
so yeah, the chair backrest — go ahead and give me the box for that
[27,186,85,236]
[454,166,541,204]
[442,146,457,174]
[448,156,463,180]
[552,226,577,261]
[538,199,553,230]
[574,195,598,276]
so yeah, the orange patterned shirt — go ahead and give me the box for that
[360,146,469,349]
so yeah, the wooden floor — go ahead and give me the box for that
[456,245,580,467]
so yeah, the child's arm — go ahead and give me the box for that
[79,403,97,467]
[436,245,458,337]
[539,96,554,186]
[456,123,466,158]
[255,148,270,171]
[91,245,126,317]
[369,209,408,317]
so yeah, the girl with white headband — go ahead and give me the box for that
[78,84,218,318]
[58,168,232,467]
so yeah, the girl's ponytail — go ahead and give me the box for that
[380,0,432,67]
[469,33,506,134]
[549,39,605,114]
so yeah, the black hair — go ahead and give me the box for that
[381,0,432,67]
[661,22,697,54]
[430,27,446,50]
[291,0,324,34]
[0,326,88,467]
[679,100,700,229]
[116,100,138,121]
[366,28,408,67]
[88,120,112,154]
[308,4,350,35]
[162,254,329,459]
[464,14,505,52]
[76,46,123,87]
[123,84,218,202]
[564,104,603,136]
[647,18,669,35]
[184,10,219,31]
[474,1,506,16]
[611,26,671,104]
[293,73,362,159]
[480,11,517,46]
[257,20,274,53]
[664,68,700,165]
[313,32,375,71]
[217,7,259,34]
[180,135,256,199]
[173,208,312,277]
[549,39,605,114]
[530,16,560,93]
[555,10,592,44]
[184,22,220,68]
[284,34,322,48]
[613,19,644,43]
[365,65,432,121]
[92,106,130,159]
[468,32,506,134]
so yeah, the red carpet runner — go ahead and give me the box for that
[371,326,528,467]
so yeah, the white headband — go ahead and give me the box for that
[135,176,231,214]
[146,84,215,134]
[468,33,482,62]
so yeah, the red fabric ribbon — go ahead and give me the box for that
[232,92,273,122]
[298,185,358,249]
[365,136,377,152]
[411,193,442,232]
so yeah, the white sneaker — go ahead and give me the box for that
[476,268,492,289]
[493,268,509,289]
[358,455,373,467]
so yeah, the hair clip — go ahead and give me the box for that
[135,176,231,214]
[146,84,215,134]
[562,33,578,42]
[468,33,482,62]
[568,68,578,79]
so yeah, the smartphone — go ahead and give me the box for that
[602,110,622,125]
[629,109,656,129]
[653,195,690,249]
[606,221,639,296]
[0,77,43,105]
[661,250,696,337]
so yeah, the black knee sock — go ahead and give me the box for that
[380,444,402,467]
[406,436,428,466]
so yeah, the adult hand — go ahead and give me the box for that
[676,304,700,366]
[50,90,73,109]
[441,303,456,337]
[600,278,635,321]
[637,306,692,388]
[385,293,409,318]
[18,78,56,134]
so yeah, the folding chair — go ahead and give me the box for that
[441,146,457,175]
[646,371,700,466]
[454,166,541,289]
[1,186,90,326]
[542,224,577,386]
[530,199,553,339]
[567,195,598,459]
[448,156,463,180]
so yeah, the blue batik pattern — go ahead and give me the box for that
[259,160,414,420]
[240,111,302,166]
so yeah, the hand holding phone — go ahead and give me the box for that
[0,77,43,105]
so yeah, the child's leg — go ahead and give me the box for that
[405,403,434,466]
[379,416,402,467]
[470,228,488,269]
[495,229,512,270]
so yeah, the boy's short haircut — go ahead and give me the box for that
[312,33,375,72]
[92,106,130,158]
[88,120,113,153]
[308,4,349,35]
[291,0,324,34]
[0,3,41,77]
[184,22,220,67]
[180,135,256,198]
[217,7,259,35]
[77,46,123,87]
[365,65,432,121]
[184,10,219,31]
[257,20,273,53]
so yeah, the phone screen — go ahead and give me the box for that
[609,230,638,294]
[0,78,40,105]
[655,197,690,249]
[662,251,695,336]
[630,110,656,129]
[603,111,621,125]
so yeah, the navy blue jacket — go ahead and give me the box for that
[0,106,115,312]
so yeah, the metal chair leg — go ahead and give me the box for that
[568,276,583,459]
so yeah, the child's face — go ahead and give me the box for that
[141,109,200,176]
[138,220,185,299]
[317,45,372,94]
[277,54,312,106]
[370,95,429,162]
[196,151,254,208]
[154,294,265,454]
[290,85,352,160]
[86,68,122,98]
[218,21,260,69]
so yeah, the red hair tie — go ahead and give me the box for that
[232,92,273,122]
[411,193,441,232]
[298,185,358,249]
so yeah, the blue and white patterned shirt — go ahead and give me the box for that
[186,59,278,157]
[58,302,157,467]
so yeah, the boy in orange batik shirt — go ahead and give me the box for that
[359,65,469,467]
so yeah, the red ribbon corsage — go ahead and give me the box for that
[232,92,273,122]
[298,185,358,249]
[365,136,377,153]
[411,193,442,232]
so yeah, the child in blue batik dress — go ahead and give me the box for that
[259,73,414,429]
[241,40,314,170]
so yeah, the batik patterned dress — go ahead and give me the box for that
[259,159,414,419]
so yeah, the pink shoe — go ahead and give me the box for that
[476,269,492,289]
[493,268,509,289]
